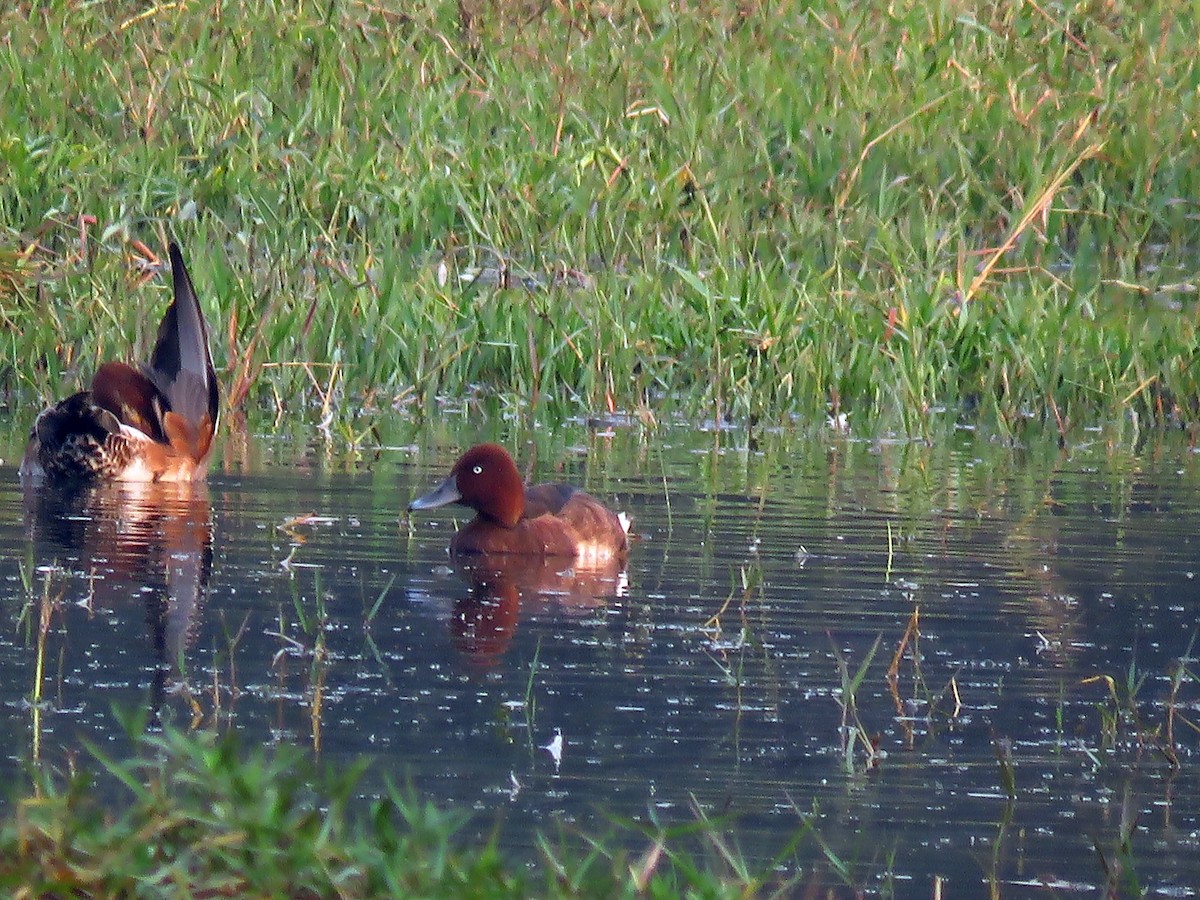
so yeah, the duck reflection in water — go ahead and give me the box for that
[448,554,628,667]
[24,480,213,725]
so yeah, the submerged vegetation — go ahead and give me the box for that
[2,1,1199,431]
[4,604,1195,896]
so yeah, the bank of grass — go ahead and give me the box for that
[0,726,810,898]
[2,1,1199,431]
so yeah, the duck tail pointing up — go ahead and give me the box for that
[145,243,220,433]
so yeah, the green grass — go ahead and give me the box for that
[2,1,1200,432]
[0,723,806,898]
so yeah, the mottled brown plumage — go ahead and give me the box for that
[21,243,220,484]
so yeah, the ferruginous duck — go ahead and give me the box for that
[408,443,629,564]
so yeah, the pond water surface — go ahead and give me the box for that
[1,416,1199,895]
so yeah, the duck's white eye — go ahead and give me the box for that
[472,465,483,474]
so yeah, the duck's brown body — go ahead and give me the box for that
[409,444,629,563]
[450,481,627,561]
[21,243,219,485]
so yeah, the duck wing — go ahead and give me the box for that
[524,483,577,519]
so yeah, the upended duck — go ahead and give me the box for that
[21,242,220,484]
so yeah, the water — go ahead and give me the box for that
[2,418,1199,895]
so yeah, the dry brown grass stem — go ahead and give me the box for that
[963,116,1104,305]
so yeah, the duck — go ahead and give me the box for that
[20,242,220,484]
[408,443,630,563]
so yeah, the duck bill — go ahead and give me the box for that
[408,475,462,511]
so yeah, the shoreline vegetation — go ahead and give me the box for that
[0,724,812,898]
[2,2,1198,434]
